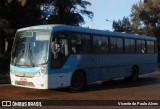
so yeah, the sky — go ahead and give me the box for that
[82,0,140,31]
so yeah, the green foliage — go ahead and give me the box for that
[113,17,132,33]
[112,0,160,58]
[0,0,93,66]
[0,0,46,37]
[130,0,160,37]
[0,0,93,36]
[113,0,160,38]
[42,0,93,26]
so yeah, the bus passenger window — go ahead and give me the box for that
[147,41,155,53]
[110,37,123,53]
[52,35,69,59]
[93,36,109,53]
[71,33,91,53]
[93,36,101,53]
[81,34,91,53]
[136,40,146,53]
[125,39,135,53]
[101,36,109,53]
[71,33,82,53]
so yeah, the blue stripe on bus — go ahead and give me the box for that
[10,65,42,74]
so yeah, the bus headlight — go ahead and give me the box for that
[35,69,46,77]
[35,65,47,77]
[40,65,47,74]
[35,72,41,77]
[41,69,46,74]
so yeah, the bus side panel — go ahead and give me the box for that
[69,55,101,83]
[83,54,157,81]
[137,54,157,75]
[138,63,157,75]
[47,53,157,88]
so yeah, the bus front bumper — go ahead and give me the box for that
[10,72,72,89]
[10,73,49,89]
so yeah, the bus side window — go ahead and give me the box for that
[51,32,69,68]
[52,32,69,59]
[147,41,155,53]
[71,33,82,54]
[92,36,109,53]
[125,39,136,53]
[110,37,123,53]
[136,40,146,54]
[71,33,91,54]
[101,36,109,53]
[81,34,91,53]
[93,36,101,53]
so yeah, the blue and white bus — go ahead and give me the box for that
[10,24,157,90]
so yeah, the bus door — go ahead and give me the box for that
[51,32,69,69]
[50,32,70,87]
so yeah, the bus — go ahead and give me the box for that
[10,24,157,90]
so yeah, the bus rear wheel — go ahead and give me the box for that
[125,66,139,81]
[131,66,139,81]
[71,71,86,91]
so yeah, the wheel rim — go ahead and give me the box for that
[72,76,82,87]
[71,73,85,89]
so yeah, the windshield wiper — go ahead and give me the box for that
[28,45,35,67]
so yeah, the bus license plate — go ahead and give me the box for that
[20,78,27,82]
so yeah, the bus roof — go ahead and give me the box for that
[17,24,156,41]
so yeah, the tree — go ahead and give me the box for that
[0,0,48,35]
[130,0,160,37]
[42,0,93,26]
[0,0,93,64]
[0,0,93,36]
[112,0,160,60]
[130,0,160,57]
[112,17,132,33]
[0,0,50,64]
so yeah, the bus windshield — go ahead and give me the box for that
[11,30,50,67]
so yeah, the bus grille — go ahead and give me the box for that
[15,72,35,78]
[15,81,35,88]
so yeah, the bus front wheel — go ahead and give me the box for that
[71,71,86,91]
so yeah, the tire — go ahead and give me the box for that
[131,66,139,81]
[70,71,86,91]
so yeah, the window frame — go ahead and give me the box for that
[136,39,146,54]
[146,40,155,54]
[51,30,156,55]
[92,35,109,53]
[70,32,92,54]
[51,31,70,69]
[124,38,136,54]
[109,36,124,54]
